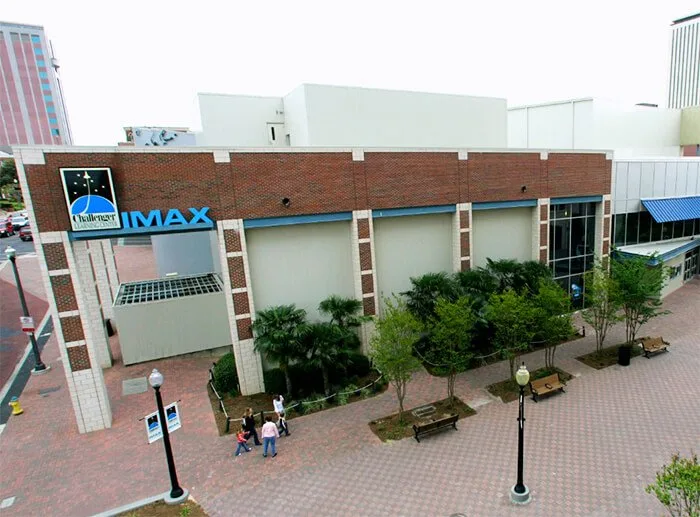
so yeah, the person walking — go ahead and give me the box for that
[261,416,279,458]
[242,408,261,446]
[273,394,290,436]
[234,428,252,456]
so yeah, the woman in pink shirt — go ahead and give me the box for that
[261,415,279,458]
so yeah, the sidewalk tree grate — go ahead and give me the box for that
[115,273,223,305]
[412,405,436,418]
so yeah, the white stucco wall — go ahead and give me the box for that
[508,98,681,156]
[197,93,285,146]
[471,207,534,268]
[373,214,453,303]
[301,84,506,148]
[282,85,310,146]
[245,221,355,321]
[151,231,218,277]
[612,159,700,214]
[661,254,685,298]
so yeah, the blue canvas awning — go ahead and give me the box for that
[641,196,700,223]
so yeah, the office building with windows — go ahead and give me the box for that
[0,21,73,152]
[667,13,700,110]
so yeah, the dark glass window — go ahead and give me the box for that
[570,256,585,275]
[553,204,571,219]
[626,212,639,245]
[571,203,587,217]
[614,214,626,246]
[638,212,652,243]
[571,218,586,257]
[651,218,663,241]
[549,224,556,261]
[553,219,571,259]
[585,254,594,272]
[554,259,569,277]
[662,222,673,240]
[673,221,684,239]
[683,219,694,237]
[585,216,596,254]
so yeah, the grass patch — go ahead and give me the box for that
[576,343,642,370]
[486,367,574,403]
[118,499,207,517]
[368,397,476,442]
[208,371,387,436]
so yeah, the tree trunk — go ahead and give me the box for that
[447,370,456,407]
[321,367,330,396]
[395,380,406,423]
[282,364,293,396]
[509,356,516,379]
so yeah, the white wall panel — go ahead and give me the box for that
[246,221,355,321]
[471,207,533,269]
[373,214,453,303]
[639,162,655,198]
[653,162,667,197]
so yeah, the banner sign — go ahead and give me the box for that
[60,168,120,232]
[145,402,181,444]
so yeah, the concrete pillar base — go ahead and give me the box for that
[510,485,531,505]
[164,489,189,505]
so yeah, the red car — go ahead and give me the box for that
[0,218,14,238]
[19,225,32,241]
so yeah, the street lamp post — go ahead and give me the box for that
[510,362,531,504]
[148,369,188,505]
[5,246,48,374]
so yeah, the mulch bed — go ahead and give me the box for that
[576,343,642,370]
[486,367,574,403]
[118,499,207,517]
[208,371,386,436]
[368,397,476,442]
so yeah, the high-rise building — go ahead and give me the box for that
[667,13,700,109]
[0,21,73,151]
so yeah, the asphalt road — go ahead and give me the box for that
[0,231,35,257]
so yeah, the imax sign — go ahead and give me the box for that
[120,207,213,229]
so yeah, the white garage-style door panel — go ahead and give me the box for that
[472,207,533,268]
[374,213,453,304]
[246,221,355,321]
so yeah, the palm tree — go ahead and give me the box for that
[484,258,522,292]
[302,322,352,395]
[401,272,460,323]
[251,305,307,395]
[318,295,366,349]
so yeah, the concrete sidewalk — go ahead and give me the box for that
[0,277,698,516]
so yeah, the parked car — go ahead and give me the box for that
[11,215,28,231]
[19,225,32,241]
[0,218,14,237]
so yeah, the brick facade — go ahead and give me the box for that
[67,345,91,371]
[23,150,612,235]
[51,275,78,312]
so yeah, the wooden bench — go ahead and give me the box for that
[641,337,670,358]
[529,373,566,402]
[412,413,458,442]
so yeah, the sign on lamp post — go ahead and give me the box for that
[20,316,35,334]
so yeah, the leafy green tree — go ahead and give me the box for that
[645,452,699,517]
[302,322,353,395]
[427,297,476,405]
[402,272,460,324]
[582,263,623,353]
[612,256,668,345]
[251,304,307,395]
[484,258,522,292]
[318,295,367,349]
[485,289,537,378]
[455,269,497,301]
[532,279,574,369]
[0,159,17,188]
[368,295,423,422]
[518,260,555,295]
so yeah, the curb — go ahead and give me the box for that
[91,492,166,517]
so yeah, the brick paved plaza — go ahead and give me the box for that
[0,254,698,517]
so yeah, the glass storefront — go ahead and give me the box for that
[549,202,597,307]
[613,213,700,247]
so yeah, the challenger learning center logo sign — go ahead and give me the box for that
[60,168,120,232]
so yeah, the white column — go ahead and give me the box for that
[100,239,120,300]
[89,240,115,321]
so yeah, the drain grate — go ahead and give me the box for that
[412,405,436,419]
[115,273,223,305]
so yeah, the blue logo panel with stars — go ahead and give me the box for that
[60,168,121,232]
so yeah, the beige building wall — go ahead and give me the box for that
[471,207,534,268]
[246,221,355,321]
[661,254,686,298]
[373,214,453,304]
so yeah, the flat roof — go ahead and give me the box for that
[0,21,45,31]
[672,12,700,25]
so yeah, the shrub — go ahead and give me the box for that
[360,387,372,399]
[372,375,387,393]
[213,353,238,395]
[263,368,286,395]
[288,363,324,396]
[646,452,699,517]
[336,391,349,405]
[346,352,371,377]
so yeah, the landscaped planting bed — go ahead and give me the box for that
[118,499,207,517]
[486,367,574,403]
[369,397,476,442]
[576,343,642,370]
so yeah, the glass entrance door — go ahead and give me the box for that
[683,248,699,281]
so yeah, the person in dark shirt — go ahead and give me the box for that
[242,407,262,446]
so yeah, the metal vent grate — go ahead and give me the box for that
[115,273,223,306]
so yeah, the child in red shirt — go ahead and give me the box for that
[235,428,252,456]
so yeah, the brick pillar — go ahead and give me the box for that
[38,233,112,433]
[352,210,379,352]
[218,219,265,395]
[455,203,472,271]
[537,198,550,263]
